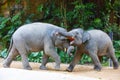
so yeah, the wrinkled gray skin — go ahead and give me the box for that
[3,22,71,70]
[66,28,119,72]
[67,46,74,56]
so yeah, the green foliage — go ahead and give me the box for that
[114,40,120,61]
[37,4,44,12]
[0,17,10,29]
[59,50,73,63]
[0,12,23,48]
[68,2,96,29]
[0,48,7,58]
[15,0,21,4]
[28,52,43,63]
[80,54,92,64]
[104,23,119,32]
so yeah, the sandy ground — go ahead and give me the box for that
[0,58,120,80]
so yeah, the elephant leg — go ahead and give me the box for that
[15,41,32,70]
[88,51,102,71]
[3,45,19,68]
[44,47,60,70]
[66,50,83,72]
[20,53,32,70]
[50,52,60,70]
[98,56,103,62]
[108,48,119,69]
[40,54,49,70]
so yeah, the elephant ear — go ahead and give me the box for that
[51,30,67,40]
[82,32,91,43]
[51,30,60,38]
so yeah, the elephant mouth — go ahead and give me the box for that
[67,37,75,42]
[67,36,75,41]
[67,37,76,46]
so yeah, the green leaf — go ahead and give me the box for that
[11,13,21,22]
[0,18,10,29]
[37,4,43,12]
[1,48,7,58]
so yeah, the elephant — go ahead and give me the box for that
[65,28,119,72]
[3,22,73,70]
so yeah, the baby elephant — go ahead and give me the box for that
[66,28,119,72]
[3,22,72,70]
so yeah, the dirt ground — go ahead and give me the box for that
[0,58,120,80]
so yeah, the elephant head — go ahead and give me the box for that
[51,30,75,50]
[68,28,91,46]
[65,28,91,56]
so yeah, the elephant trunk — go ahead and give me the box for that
[67,46,75,56]
[58,31,75,41]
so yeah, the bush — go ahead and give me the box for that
[114,40,120,62]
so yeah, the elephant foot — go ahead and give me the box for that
[113,62,119,69]
[24,66,32,70]
[66,68,72,72]
[40,65,47,70]
[3,63,10,68]
[94,65,102,71]
[66,65,74,72]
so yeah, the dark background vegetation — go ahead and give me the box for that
[0,0,120,65]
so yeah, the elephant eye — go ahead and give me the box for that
[75,32,79,35]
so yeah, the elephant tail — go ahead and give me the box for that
[7,37,13,54]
